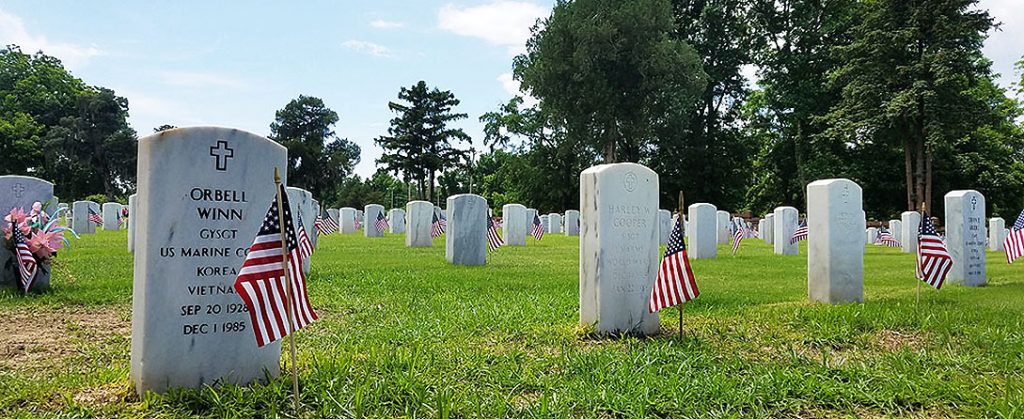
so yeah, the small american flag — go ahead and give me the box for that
[731,224,744,255]
[789,220,808,244]
[649,218,699,312]
[875,228,901,247]
[374,211,389,233]
[297,214,313,259]
[438,212,448,231]
[233,184,318,347]
[354,217,361,230]
[531,214,544,240]
[12,221,37,292]
[431,212,445,238]
[487,216,504,252]
[1005,209,1024,264]
[88,208,102,225]
[315,210,338,235]
[917,212,952,289]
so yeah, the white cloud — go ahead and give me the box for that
[341,40,393,58]
[159,71,247,89]
[497,72,538,106]
[980,0,1024,89]
[370,19,405,29]
[438,1,548,54]
[0,8,103,70]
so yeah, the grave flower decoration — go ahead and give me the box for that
[3,202,77,262]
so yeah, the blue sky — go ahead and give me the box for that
[1,1,1020,178]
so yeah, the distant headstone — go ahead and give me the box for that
[389,208,406,234]
[579,163,658,335]
[128,194,138,253]
[548,213,562,234]
[716,210,730,244]
[807,179,864,304]
[762,214,774,244]
[0,175,55,217]
[406,201,434,247]
[286,187,314,273]
[327,208,340,234]
[72,201,100,234]
[658,209,671,244]
[364,204,385,237]
[526,208,538,232]
[900,211,920,253]
[130,127,284,395]
[502,204,527,245]
[565,209,580,237]
[445,194,487,266]
[102,202,121,230]
[540,215,549,231]
[944,190,986,286]
[310,199,320,247]
[866,227,878,245]
[687,203,717,259]
[889,219,903,242]
[340,207,356,233]
[989,218,1005,251]
[773,206,798,255]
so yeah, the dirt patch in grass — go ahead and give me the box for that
[0,306,129,372]
[873,329,928,352]
[72,382,133,407]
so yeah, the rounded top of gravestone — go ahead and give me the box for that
[774,205,797,211]
[365,204,383,210]
[503,203,526,210]
[580,162,656,192]
[944,189,982,199]
[446,193,484,204]
[990,217,1004,221]
[688,203,716,211]
[0,174,54,187]
[807,178,859,188]
[716,210,729,215]
[285,186,311,194]
[341,207,355,211]
[407,200,432,206]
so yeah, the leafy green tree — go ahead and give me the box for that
[44,87,138,200]
[514,0,707,162]
[375,81,470,201]
[269,95,361,201]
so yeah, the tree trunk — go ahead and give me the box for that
[925,144,933,213]
[428,171,435,203]
[914,122,926,213]
[903,131,915,211]
[793,119,806,204]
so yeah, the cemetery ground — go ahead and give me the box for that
[1,232,1022,418]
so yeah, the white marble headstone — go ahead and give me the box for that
[866,227,878,244]
[327,208,340,234]
[526,208,538,233]
[944,190,986,286]
[989,218,1005,251]
[340,207,356,233]
[773,206,798,255]
[286,187,314,273]
[128,194,137,253]
[716,210,730,244]
[762,214,774,244]
[548,213,562,234]
[72,201,100,234]
[406,200,434,247]
[130,127,284,395]
[889,219,903,242]
[807,179,865,304]
[687,203,717,259]
[658,209,671,244]
[389,208,406,234]
[900,211,920,253]
[579,163,659,336]
[0,175,55,217]
[502,204,527,245]
[364,204,385,237]
[102,202,121,230]
[564,209,580,237]
[445,194,487,266]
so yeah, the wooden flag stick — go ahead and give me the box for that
[916,202,926,312]
[274,167,301,413]
[678,191,685,340]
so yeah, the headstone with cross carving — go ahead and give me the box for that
[0,175,55,219]
[579,163,659,336]
[130,127,286,395]
[944,190,987,286]
[807,179,865,304]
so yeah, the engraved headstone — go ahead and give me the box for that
[989,218,1005,251]
[658,209,671,244]
[540,214,549,231]
[502,204,527,245]
[406,201,434,247]
[340,207,356,233]
[72,201,100,234]
[866,227,878,245]
[807,179,864,304]
[445,194,487,266]
[389,208,406,234]
[0,175,55,217]
[286,187,314,273]
[130,127,285,395]
[128,194,137,253]
[773,206,798,255]
[687,203,717,259]
[548,213,562,234]
[762,214,774,244]
[716,210,730,244]
[565,209,581,237]
[944,190,986,286]
[102,202,121,230]
[901,211,920,253]
[889,219,903,242]
[364,204,385,237]
[579,163,659,335]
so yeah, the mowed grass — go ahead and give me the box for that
[1,229,1023,417]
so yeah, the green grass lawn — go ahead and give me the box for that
[1,230,1022,417]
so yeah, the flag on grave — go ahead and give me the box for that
[531,213,544,240]
[487,216,504,252]
[1005,209,1024,264]
[875,228,901,247]
[88,207,102,225]
[731,224,744,255]
[297,214,313,260]
[431,211,445,238]
[790,220,808,244]
[315,210,338,235]
[374,211,389,233]
[649,218,699,312]
[12,221,37,292]
[917,212,952,289]
[233,184,318,347]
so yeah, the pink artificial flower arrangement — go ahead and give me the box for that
[3,201,74,262]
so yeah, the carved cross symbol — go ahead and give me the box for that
[11,183,25,198]
[209,140,234,172]
[842,185,850,203]
[970,195,978,211]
